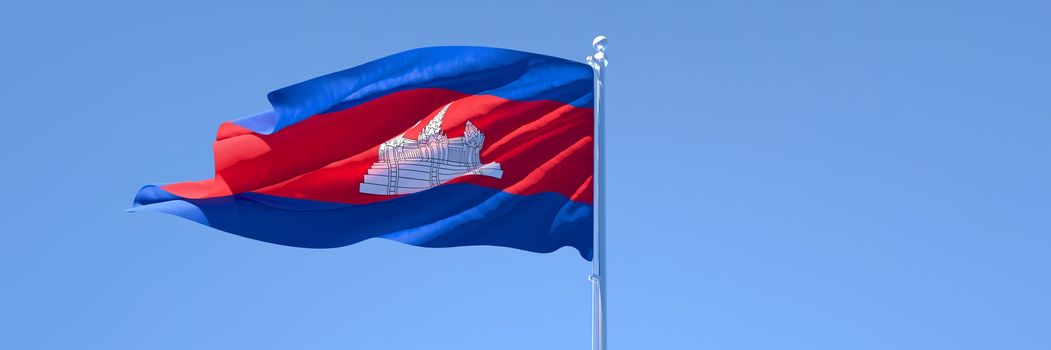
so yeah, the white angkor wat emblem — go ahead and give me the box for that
[359,102,504,195]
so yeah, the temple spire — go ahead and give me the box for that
[464,120,484,146]
[419,102,452,140]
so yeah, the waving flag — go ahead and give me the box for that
[132,46,595,260]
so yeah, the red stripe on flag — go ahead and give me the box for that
[162,88,594,205]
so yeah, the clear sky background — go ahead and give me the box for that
[2,0,1049,349]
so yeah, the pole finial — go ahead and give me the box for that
[587,35,609,70]
[592,35,608,51]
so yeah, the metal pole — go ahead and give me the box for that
[587,35,608,350]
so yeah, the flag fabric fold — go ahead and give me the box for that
[132,46,595,260]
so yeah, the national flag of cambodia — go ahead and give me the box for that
[132,47,595,260]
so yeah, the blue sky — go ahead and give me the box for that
[2,0,1049,349]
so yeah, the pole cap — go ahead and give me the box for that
[593,35,608,52]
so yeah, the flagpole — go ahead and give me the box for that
[587,35,608,350]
